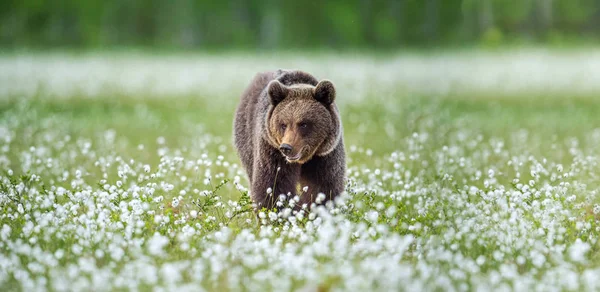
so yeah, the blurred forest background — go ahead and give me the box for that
[1,0,599,50]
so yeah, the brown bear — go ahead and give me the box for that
[234,69,346,211]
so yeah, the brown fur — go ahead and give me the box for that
[234,70,346,211]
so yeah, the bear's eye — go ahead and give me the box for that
[299,122,309,129]
[280,124,287,131]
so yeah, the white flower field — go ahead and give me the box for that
[1,50,600,291]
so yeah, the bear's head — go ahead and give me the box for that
[265,79,341,164]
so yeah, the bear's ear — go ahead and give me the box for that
[267,80,289,105]
[313,80,336,105]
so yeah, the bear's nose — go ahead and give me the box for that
[279,143,292,155]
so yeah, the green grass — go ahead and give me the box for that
[3,92,599,155]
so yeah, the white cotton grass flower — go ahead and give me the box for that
[366,211,379,223]
[315,193,326,204]
[171,197,180,208]
[1,224,11,240]
[147,233,169,256]
[569,239,591,263]
[268,212,277,221]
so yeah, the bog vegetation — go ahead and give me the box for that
[1,52,600,291]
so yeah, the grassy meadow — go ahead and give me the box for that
[1,51,600,291]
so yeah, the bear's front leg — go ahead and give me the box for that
[251,140,301,211]
[299,143,346,208]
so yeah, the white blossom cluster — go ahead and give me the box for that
[1,104,599,291]
[2,50,600,100]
